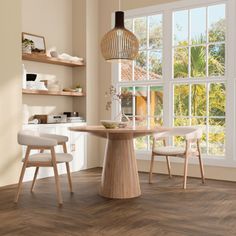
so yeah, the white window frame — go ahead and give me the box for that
[112,0,236,168]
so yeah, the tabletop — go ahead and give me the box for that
[69,125,170,138]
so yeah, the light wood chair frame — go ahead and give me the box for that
[14,141,73,206]
[149,128,205,189]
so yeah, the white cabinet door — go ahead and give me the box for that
[69,131,87,171]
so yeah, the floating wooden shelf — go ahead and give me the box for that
[22,89,85,97]
[22,53,85,67]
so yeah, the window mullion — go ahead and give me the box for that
[163,9,173,127]
[206,83,210,155]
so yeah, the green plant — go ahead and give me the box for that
[22,38,34,47]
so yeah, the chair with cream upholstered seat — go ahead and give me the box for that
[149,127,205,189]
[15,130,73,205]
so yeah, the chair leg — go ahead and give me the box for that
[165,156,172,178]
[31,167,39,192]
[51,147,63,206]
[183,155,189,189]
[198,155,205,184]
[14,147,31,203]
[66,163,73,193]
[197,141,205,184]
[63,142,73,193]
[198,154,205,184]
[149,153,155,184]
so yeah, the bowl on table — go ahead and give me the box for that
[100,120,119,129]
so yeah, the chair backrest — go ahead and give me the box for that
[18,130,57,147]
[153,127,202,141]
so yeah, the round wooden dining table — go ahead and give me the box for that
[69,125,168,199]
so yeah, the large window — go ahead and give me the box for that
[115,1,228,158]
[172,4,226,156]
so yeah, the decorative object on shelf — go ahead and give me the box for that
[33,115,47,124]
[63,112,85,123]
[100,120,119,129]
[75,84,82,93]
[22,32,46,54]
[63,88,77,92]
[105,85,133,126]
[100,0,139,61]
[22,39,34,53]
[47,114,67,124]
[25,74,48,90]
[58,53,84,63]
[48,47,84,62]
[50,50,59,58]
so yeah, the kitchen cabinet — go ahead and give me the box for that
[22,123,87,182]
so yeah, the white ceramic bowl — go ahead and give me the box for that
[100,120,119,129]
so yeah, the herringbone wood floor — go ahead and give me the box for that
[0,168,236,236]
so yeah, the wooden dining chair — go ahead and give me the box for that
[15,130,73,205]
[149,127,205,189]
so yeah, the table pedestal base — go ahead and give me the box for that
[100,134,141,199]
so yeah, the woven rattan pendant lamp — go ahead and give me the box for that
[101,0,139,61]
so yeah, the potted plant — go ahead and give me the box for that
[22,38,34,54]
[75,84,82,93]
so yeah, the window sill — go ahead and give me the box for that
[135,150,236,168]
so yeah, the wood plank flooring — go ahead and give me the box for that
[0,168,236,236]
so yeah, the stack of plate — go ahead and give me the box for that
[63,112,85,123]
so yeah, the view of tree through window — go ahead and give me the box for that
[173,4,226,156]
[117,3,226,155]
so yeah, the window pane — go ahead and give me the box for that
[174,117,190,147]
[174,84,189,116]
[209,83,226,117]
[191,118,207,154]
[135,87,147,117]
[191,7,206,44]
[135,51,147,80]
[174,117,190,126]
[149,14,162,49]
[125,19,133,31]
[150,116,163,127]
[209,118,225,155]
[121,61,132,81]
[149,51,162,79]
[173,10,189,46]
[134,17,147,50]
[150,86,163,117]
[191,84,207,116]
[174,47,189,78]
[134,116,147,127]
[135,116,148,150]
[191,46,206,77]
[209,44,225,76]
[135,136,148,150]
[208,4,226,43]
[121,87,133,116]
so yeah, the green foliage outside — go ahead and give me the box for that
[124,12,226,155]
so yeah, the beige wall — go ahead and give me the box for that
[0,0,22,186]
[22,0,73,116]
[72,0,100,168]
[98,0,236,182]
